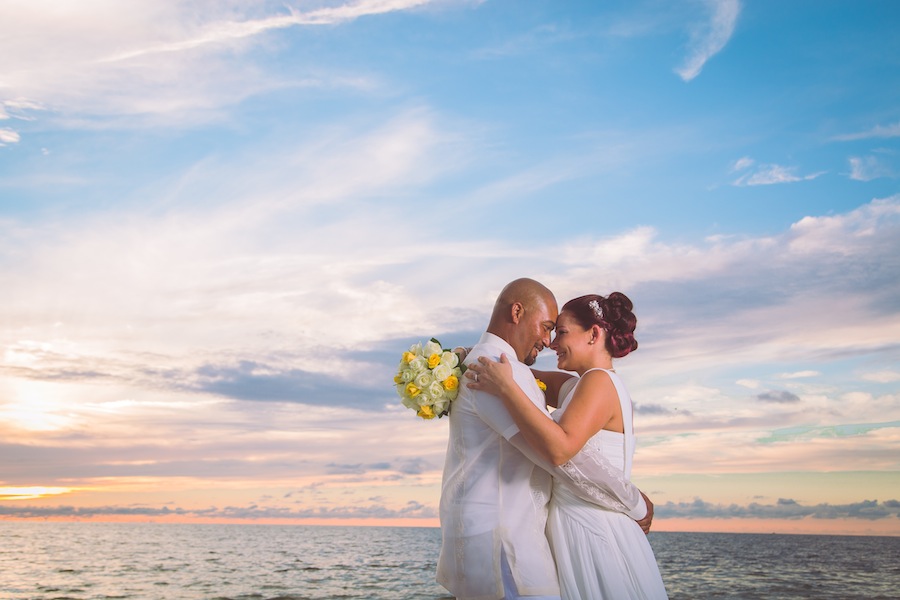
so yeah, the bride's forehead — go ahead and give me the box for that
[556,311,578,325]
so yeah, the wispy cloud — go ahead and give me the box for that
[101,0,436,63]
[730,156,754,172]
[849,155,896,181]
[0,128,20,145]
[675,0,741,81]
[5,496,898,523]
[833,121,900,141]
[3,193,898,491]
[658,497,900,520]
[731,159,826,186]
[1,2,898,531]
[862,371,900,383]
[470,24,579,59]
[757,421,900,444]
[0,0,439,136]
[778,371,819,379]
[0,500,439,521]
[756,390,801,404]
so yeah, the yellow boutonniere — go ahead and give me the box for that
[535,378,547,392]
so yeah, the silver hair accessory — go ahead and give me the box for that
[588,298,603,321]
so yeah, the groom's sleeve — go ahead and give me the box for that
[505,432,648,521]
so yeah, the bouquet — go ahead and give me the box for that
[394,338,466,419]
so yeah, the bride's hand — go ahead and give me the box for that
[465,353,516,397]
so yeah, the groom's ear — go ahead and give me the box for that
[510,301,525,324]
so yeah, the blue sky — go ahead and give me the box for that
[1,0,899,533]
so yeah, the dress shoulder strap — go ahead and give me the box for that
[581,368,634,478]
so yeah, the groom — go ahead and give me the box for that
[436,278,652,600]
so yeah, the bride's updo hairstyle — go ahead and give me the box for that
[561,292,638,358]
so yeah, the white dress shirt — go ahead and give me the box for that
[437,332,647,600]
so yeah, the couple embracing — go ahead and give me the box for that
[437,278,668,600]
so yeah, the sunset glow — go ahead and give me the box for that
[1,0,898,536]
[0,487,74,501]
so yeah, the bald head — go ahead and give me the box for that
[487,278,558,365]
[490,278,554,323]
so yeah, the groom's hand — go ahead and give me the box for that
[636,492,654,534]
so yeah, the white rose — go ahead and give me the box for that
[440,351,459,369]
[424,340,443,357]
[415,371,434,389]
[431,363,451,382]
[409,342,423,355]
[428,380,445,400]
[409,356,428,373]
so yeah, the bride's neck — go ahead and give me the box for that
[576,357,614,376]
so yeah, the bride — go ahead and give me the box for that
[466,292,668,600]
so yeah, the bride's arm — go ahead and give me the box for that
[501,429,648,520]
[470,353,650,522]
[469,354,616,466]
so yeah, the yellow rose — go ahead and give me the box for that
[443,375,459,391]
[402,351,417,364]
[428,353,441,369]
[535,378,547,392]
[405,383,421,398]
[417,405,435,419]
[394,374,404,384]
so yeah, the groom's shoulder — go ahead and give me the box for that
[465,342,503,369]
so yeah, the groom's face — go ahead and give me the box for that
[520,298,558,366]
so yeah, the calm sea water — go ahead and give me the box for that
[1,522,898,600]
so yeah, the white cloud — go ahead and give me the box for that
[100,0,437,63]
[0,0,439,129]
[732,163,826,186]
[3,186,900,511]
[787,195,900,254]
[862,371,900,383]
[675,0,741,82]
[0,128,20,144]
[778,371,820,379]
[849,155,895,181]
[657,498,900,520]
[731,156,754,172]
[834,121,900,141]
[1,0,897,527]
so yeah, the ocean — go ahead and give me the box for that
[1,522,898,600]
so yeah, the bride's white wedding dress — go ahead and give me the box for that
[548,368,668,599]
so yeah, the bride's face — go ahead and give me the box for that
[549,312,591,370]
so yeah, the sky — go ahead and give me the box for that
[1,0,899,536]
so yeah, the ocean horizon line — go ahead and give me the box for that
[2,516,899,538]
